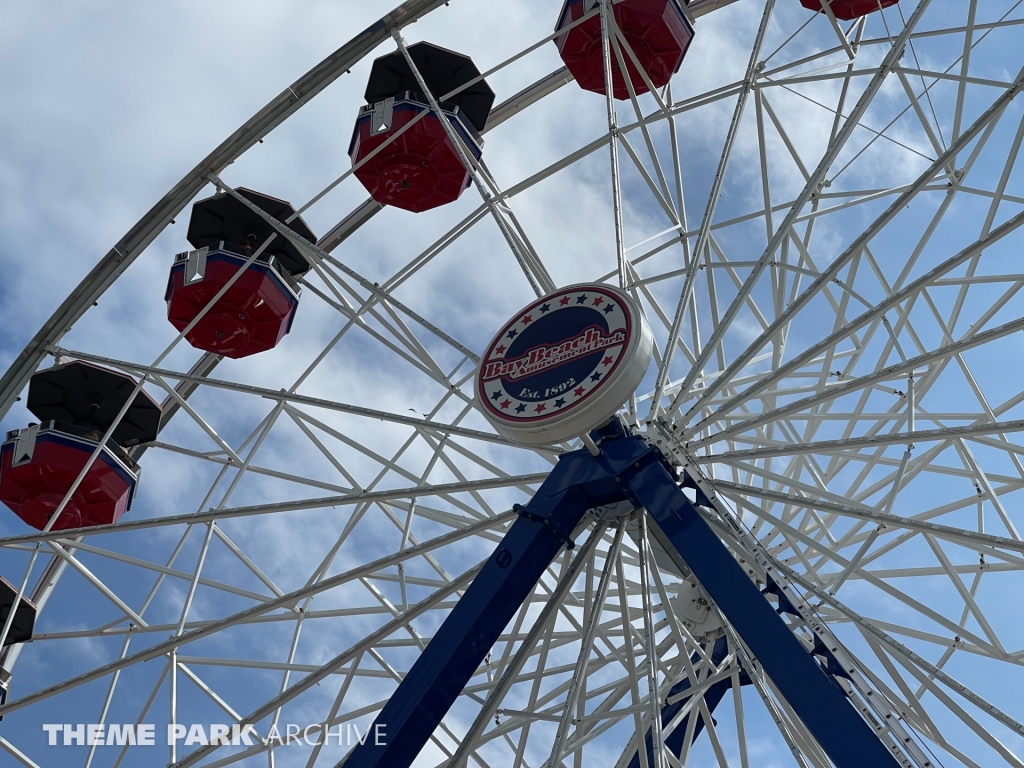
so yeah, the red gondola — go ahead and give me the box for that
[0,422,139,530]
[0,360,160,531]
[165,188,316,358]
[555,0,695,100]
[349,42,494,213]
[799,0,898,21]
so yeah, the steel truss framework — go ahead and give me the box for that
[1,0,1024,767]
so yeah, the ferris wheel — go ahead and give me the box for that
[2,0,1024,766]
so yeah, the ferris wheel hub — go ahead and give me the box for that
[477,283,653,446]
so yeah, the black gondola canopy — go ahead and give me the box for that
[0,576,35,646]
[27,361,162,447]
[186,188,317,277]
[364,42,495,133]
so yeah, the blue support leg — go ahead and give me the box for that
[342,429,901,768]
[340,434,656,768]
[627,636,746,768]
[624,458,903,768]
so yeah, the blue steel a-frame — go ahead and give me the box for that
[341,421,903,768]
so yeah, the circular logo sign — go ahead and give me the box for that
[477,283,652,446]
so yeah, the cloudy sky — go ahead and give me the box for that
[3,1,1024,767]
